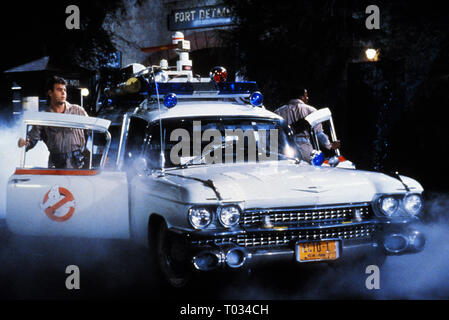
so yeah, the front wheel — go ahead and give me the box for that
[156,222,192,287]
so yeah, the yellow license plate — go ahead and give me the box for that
[297,240,339,262]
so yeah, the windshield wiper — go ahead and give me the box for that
[259,147,302,164]
[177,141,302,168]
[177,140,233,168]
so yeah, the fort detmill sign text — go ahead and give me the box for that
[168,5,234,30]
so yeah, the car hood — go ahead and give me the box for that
[163,161,423,208]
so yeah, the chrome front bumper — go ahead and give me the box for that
[188,224,425,271]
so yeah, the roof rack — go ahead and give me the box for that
[103,32,264,108]
[147,81,259,99]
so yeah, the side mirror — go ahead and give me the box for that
[328,156,340,167]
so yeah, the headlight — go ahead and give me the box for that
[188,207,212,229]
[403,194,423,216]
[379,196,399,217]
[218,206,241,228]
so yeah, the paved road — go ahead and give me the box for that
[0,221,368,300]
[1,217,448,301]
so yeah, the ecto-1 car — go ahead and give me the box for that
[6,38,426,287]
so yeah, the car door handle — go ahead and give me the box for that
[10,178,31,184]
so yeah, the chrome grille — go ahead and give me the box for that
[191,223,377,247]
[241,204,372,227]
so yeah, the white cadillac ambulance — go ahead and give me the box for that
[6,36,426,287]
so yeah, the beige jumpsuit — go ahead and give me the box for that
[27,102,88,168]
[274,99,324,162]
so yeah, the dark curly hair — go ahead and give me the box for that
[46,76,67,92]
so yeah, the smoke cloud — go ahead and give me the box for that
[0,119,23,219]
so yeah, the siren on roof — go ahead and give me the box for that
[171,32,192,72]
[210,66,228,83]
[172,32,184,44]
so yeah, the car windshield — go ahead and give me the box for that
[144,117,300,168]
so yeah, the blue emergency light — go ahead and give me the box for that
[216,82,259,95]
[250,91,263,107]
[311,151,325,166]
[163,93,178,108]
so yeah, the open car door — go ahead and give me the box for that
[6,112,130,239]
[304,108,355,169]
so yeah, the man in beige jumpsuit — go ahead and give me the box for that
[18,76,88,169]
[274,88,340,162]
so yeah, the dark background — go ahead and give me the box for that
[0,0,448,303]
[222,0,449,192]
[1,0,447,192]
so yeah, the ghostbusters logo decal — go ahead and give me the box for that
[41,185,76,222]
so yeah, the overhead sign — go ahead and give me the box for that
[168,4,234,31]
[66,79,80,87]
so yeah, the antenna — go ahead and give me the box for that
[150,65,165,176]
[149,32,191,176]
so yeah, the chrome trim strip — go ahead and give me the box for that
[23,119,110,132]
[243,220,377,233]
[181,220,379,240]
[244,202,372,213]
[116,113,131,170]
[99,130,112,168]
